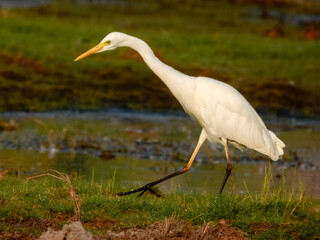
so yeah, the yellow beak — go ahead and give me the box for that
[74,43,104,61]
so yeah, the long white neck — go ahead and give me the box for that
[122,35,191,97]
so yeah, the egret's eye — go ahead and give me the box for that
[104,40,111,45]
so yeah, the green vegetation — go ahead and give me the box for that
[0,1,319,114]
[0,167,319,239]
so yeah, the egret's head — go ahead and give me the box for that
[74,32,128,61]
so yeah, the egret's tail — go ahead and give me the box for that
[268,131,285,161]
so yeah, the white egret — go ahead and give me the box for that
[75,32,285,196]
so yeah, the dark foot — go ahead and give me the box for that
[219,164,233,195]
[117,183,162,198]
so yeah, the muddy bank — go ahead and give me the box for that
[1,219,248,240]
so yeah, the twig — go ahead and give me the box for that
[186,213,204,226]
[27,169,81,221]
[0,169,10,178]
[26,172,66,182]
[200,222,210,240]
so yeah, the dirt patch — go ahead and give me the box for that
[0,230,31,240]
[4,216,60,232]
[0,217,60,240]
[95,219,248,240]
[1,218,248,240]
[39,221,93,240]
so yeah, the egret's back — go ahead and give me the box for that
[181,77,285,161]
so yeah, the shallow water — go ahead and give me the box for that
[0,111,319,195]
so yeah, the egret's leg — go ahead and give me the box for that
[117,130,207,197]
[219,141,233,194]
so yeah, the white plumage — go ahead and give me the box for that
[75,32,285,196]
[193,76,285,161]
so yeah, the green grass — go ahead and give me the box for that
[0,168,319,239]
[0,1,319,114]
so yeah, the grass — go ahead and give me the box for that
[0,166,319,239]
[0,1,319,114]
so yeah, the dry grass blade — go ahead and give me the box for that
[200,222,211,240]
[26,169,81,221]
[0,169,10,178]
[210,219,249,240]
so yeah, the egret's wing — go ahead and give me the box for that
[196,77,280,159]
